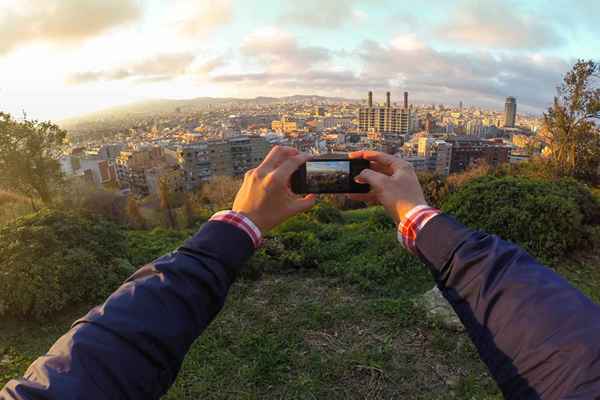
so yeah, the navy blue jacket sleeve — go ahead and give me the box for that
[0,221,254,400]
[416,214,600,400]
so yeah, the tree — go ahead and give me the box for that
[543,60,600,183]
[127,195,146,230]
[159,180,177,229]
[197,176,242,211]
[0,112,66,206]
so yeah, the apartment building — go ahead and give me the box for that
[358,91,415,135]
[177,135,271,191]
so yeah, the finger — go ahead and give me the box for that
[271,153,312,184]
[361,151,404,170]
[355,168,388,189]
[369,160,393,176]
[258,146,299,173]
[348,151,364,159]
[291,194,317,213]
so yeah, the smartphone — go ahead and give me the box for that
[291,159,371,194]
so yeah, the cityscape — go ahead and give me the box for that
[1,1,599,399]
[57,91,541,199]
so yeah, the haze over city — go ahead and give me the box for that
[1,0,599,120]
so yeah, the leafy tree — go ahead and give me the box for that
[196,176,242,211]
[0,112,66,205]
[542,60,600,183]
[159,180,177,229]
[127,195,146,229]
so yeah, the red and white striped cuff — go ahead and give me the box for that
[397,205,441,255]
[210,210,263,249]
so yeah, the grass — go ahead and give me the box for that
[1,205,599,399]
[0,272,502,399]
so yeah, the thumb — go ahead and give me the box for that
[355,169,387,189]
[291,194,317,213]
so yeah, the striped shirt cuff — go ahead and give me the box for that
[397,205,441,255]
[210,210,263,249]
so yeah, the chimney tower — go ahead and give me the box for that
[403,92,408,109]
[386,92,391,108]
[368,91,373,108]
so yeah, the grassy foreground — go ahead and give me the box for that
[1,271,501,399]
[1,204,599,399]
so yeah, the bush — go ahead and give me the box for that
[127,228,193,267]
[442,176,600,263]
[307,202,344,224]
[0,209,134,320]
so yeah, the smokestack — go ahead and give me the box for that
[368,91,373,108]
[386,92,391,108]
[404,92,408,109]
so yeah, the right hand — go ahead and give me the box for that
[232,146,316,232]
[348,151,428,224]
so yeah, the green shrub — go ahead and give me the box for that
[307,202,344,224]
[442,176,600,263]
[0,209,134,320]
[126,228,193,267]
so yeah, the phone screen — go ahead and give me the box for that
[291,159,370,194]
[306,160,350,192]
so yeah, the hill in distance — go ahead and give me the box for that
[60,95,360,125]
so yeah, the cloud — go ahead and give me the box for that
[213,35,570,112]
[355,39,570,110]
[67,53,196,84]
[194,55,227,76]
[179,0,233,37]
[240,28,331,73]
[0,0,141,55]
[435,0,564,50]
[279,0,381,29]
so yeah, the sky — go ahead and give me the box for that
[0,0,599,121]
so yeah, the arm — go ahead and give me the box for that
[415,213,600,399]
[2,219,256,400]
[350,151,600,400]
[1,146,315,400]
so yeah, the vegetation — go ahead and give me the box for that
[542,59,600,184]
[0,113,66,206]
[442,176,600,263]
[0,210,134,320]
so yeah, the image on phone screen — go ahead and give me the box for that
[306,161,350,193]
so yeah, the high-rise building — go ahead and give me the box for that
[358,91,413,135]
[504,97,517,128]
[177,135,271,191]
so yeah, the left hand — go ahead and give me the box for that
[233,146,317,232]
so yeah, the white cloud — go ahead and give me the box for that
[67,53,196,84]
[240,28,331,73]
[178,0,233,37]
[0,0,141,55]
[435,0,564,50]
[279,0,383,29]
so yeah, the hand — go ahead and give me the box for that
[233,146,317,232]
[348,151,427,224]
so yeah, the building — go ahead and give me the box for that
[445,137,510,173]
[272,117,298,134]
[115,146,180,197]
[177,135,271,191]
[418,137,453,175]
[504,97,517,128]
[98,144,125,160]
[358,91,415,135]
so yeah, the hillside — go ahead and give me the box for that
[59,94,358,125]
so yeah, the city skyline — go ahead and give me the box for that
[1,0,599,121]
